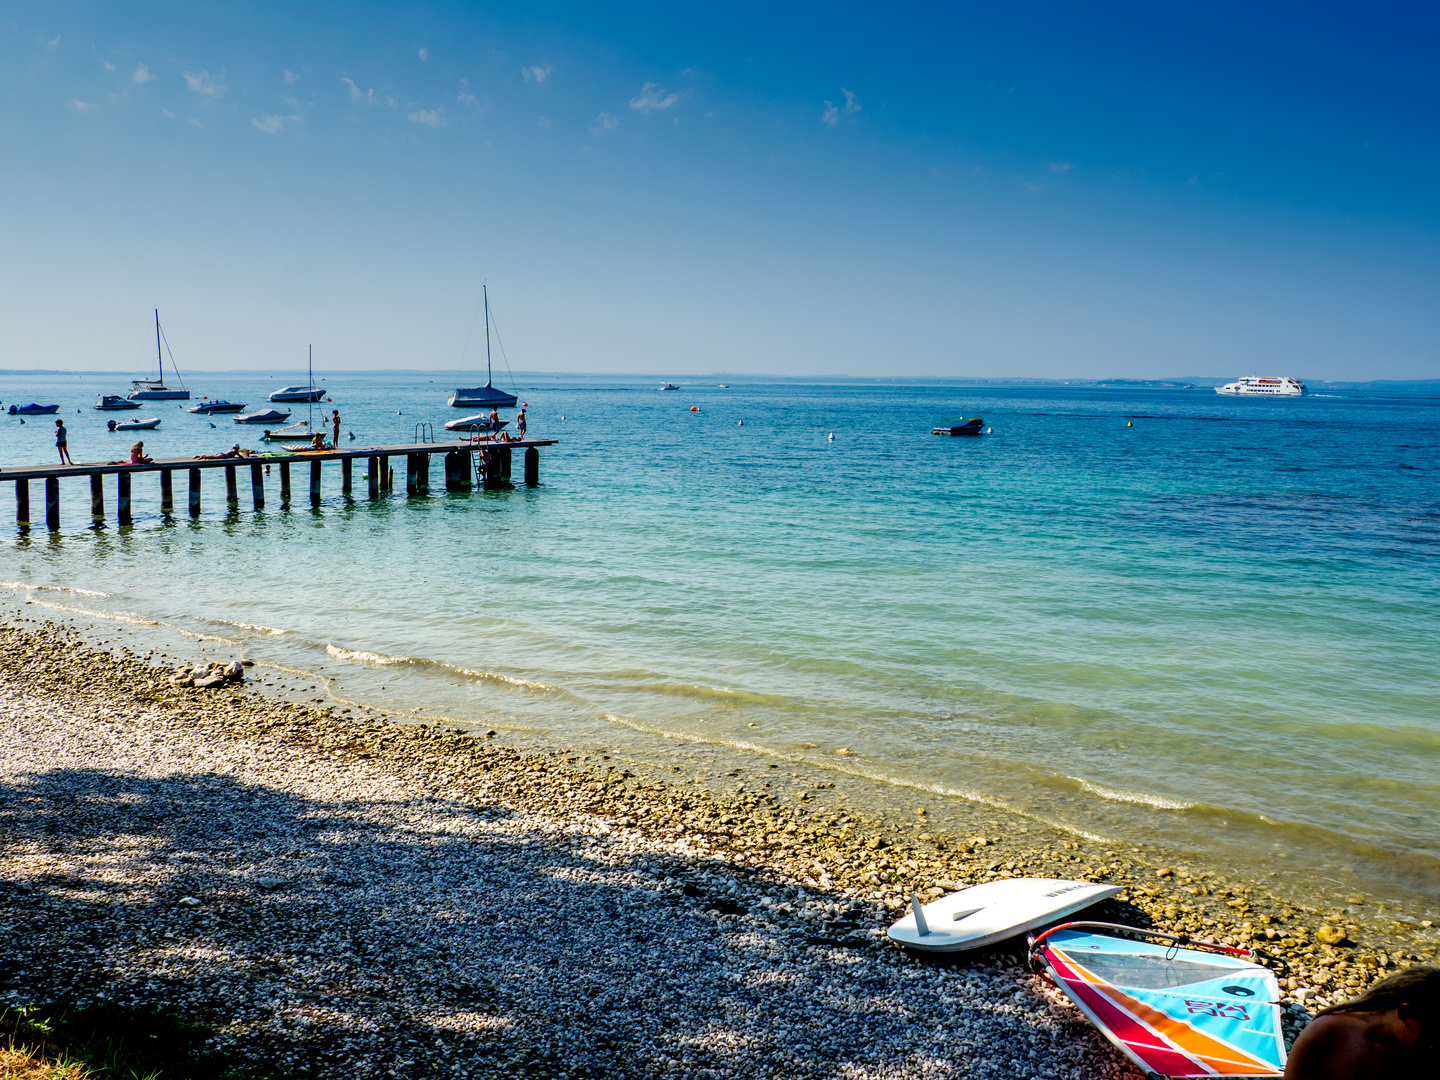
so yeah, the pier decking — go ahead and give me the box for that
[0,439,556,530]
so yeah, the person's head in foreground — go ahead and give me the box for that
[1284,964,1440,1079]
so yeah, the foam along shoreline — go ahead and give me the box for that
[1,620,1436,1077]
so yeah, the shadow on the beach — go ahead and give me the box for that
[1,767,1113,1080]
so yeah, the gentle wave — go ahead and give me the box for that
[1,580,110,598]
[599,713,1110,842]
[211,618,289,636]
[1072,778,1196,811]
[23,598,161,626]
[324,644,560,693]
[634,682,791,706]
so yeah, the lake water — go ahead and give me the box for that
[2,372,1437,917]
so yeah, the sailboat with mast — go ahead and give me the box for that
[448,285,518,409]
[262,346,322,442]
[128,310,191,400]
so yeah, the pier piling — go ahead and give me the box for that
[405,454,418,496]
[378,455,389,491]
[280,461,291,504]
[45,478,59,531]
[15,479,29,529]
[160,469,173,514]
[90,474,105,525]
[117,472,132,526]
[310,461,322,506]
[525,446,539,486]
[251,463,264,510]
[342,457,352,495]
[225,465,238,506]
[419,453,430,494]
[367,456,379,499]
[188,469,201,518]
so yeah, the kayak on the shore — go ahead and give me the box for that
[886,878,1119,952]
[1030,921,1286,1079]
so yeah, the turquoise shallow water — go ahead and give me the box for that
[2,373,1437,914]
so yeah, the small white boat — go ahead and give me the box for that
[261,422,314,443]
[114,417,161,431]
[660,382,679,390]
[444,414,508,432]
[717,383,729,388]
[887,877,1120,953]
[1215,375,1305,396]
[236,408,291,424]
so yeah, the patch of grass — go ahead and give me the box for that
[0,1003,294,1080]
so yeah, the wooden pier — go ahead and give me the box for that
[0,439,556,531]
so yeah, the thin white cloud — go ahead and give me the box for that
[68,98,96,113]
[537,115,551,128]
[47,35,60,49]
[102,60,115,72]
[281,96,304,109]
[522,64,552,83]
[418,47,428,61]
[590,111,618,135]
[183,70,226,97]
[252,114,301,134]
[1049,161,1073,173]
[133,62,155,84]
[283,69,300,85]
[458,90,478,106]
[162,108,177,119]
[342,77,392,106]
[408,106,446,127]
[630,82,680,112]
[822,87,860,126]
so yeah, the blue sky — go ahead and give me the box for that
[2,1,1437,379]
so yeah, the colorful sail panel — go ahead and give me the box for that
[1034,927,1286,1078]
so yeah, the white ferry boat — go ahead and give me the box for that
[1215,375,1306,396]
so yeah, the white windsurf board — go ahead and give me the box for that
[886,877,1120,952]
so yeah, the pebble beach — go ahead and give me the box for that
[2,617,1436,1078]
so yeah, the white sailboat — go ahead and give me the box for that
[128,310,191,400]
[263,346,320,441]
[448,285,518,409]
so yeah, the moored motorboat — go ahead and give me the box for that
[235,408,292,423]
[269,384,325,403]
[190,399,247,414]
[444,414,509,432]
[933,417,985,436]
[660,382,679,390]
[113,417,161,431]
[9,403,59,415]
[95,395,143,410]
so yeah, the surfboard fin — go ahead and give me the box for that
[910,894,930,936]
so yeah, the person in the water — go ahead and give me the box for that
[1283,964,1439,1079]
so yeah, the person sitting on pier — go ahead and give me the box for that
[129,441,153,465]
[1284,964,1439,1079]
[309,432,331,451]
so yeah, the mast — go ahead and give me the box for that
[155,310,162,381]
[484,284,492,388]
[308,345,314,430]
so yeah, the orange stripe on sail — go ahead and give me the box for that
[1059,952,1275,1076]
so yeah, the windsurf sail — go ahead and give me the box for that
[1030,922,1286,1079]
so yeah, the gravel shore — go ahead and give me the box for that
[2,619,1434,1078]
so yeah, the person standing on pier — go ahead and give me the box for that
[332,409,341,450]
[55,419,73,465]
[488,406,501,440]
[515,406,527,441]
